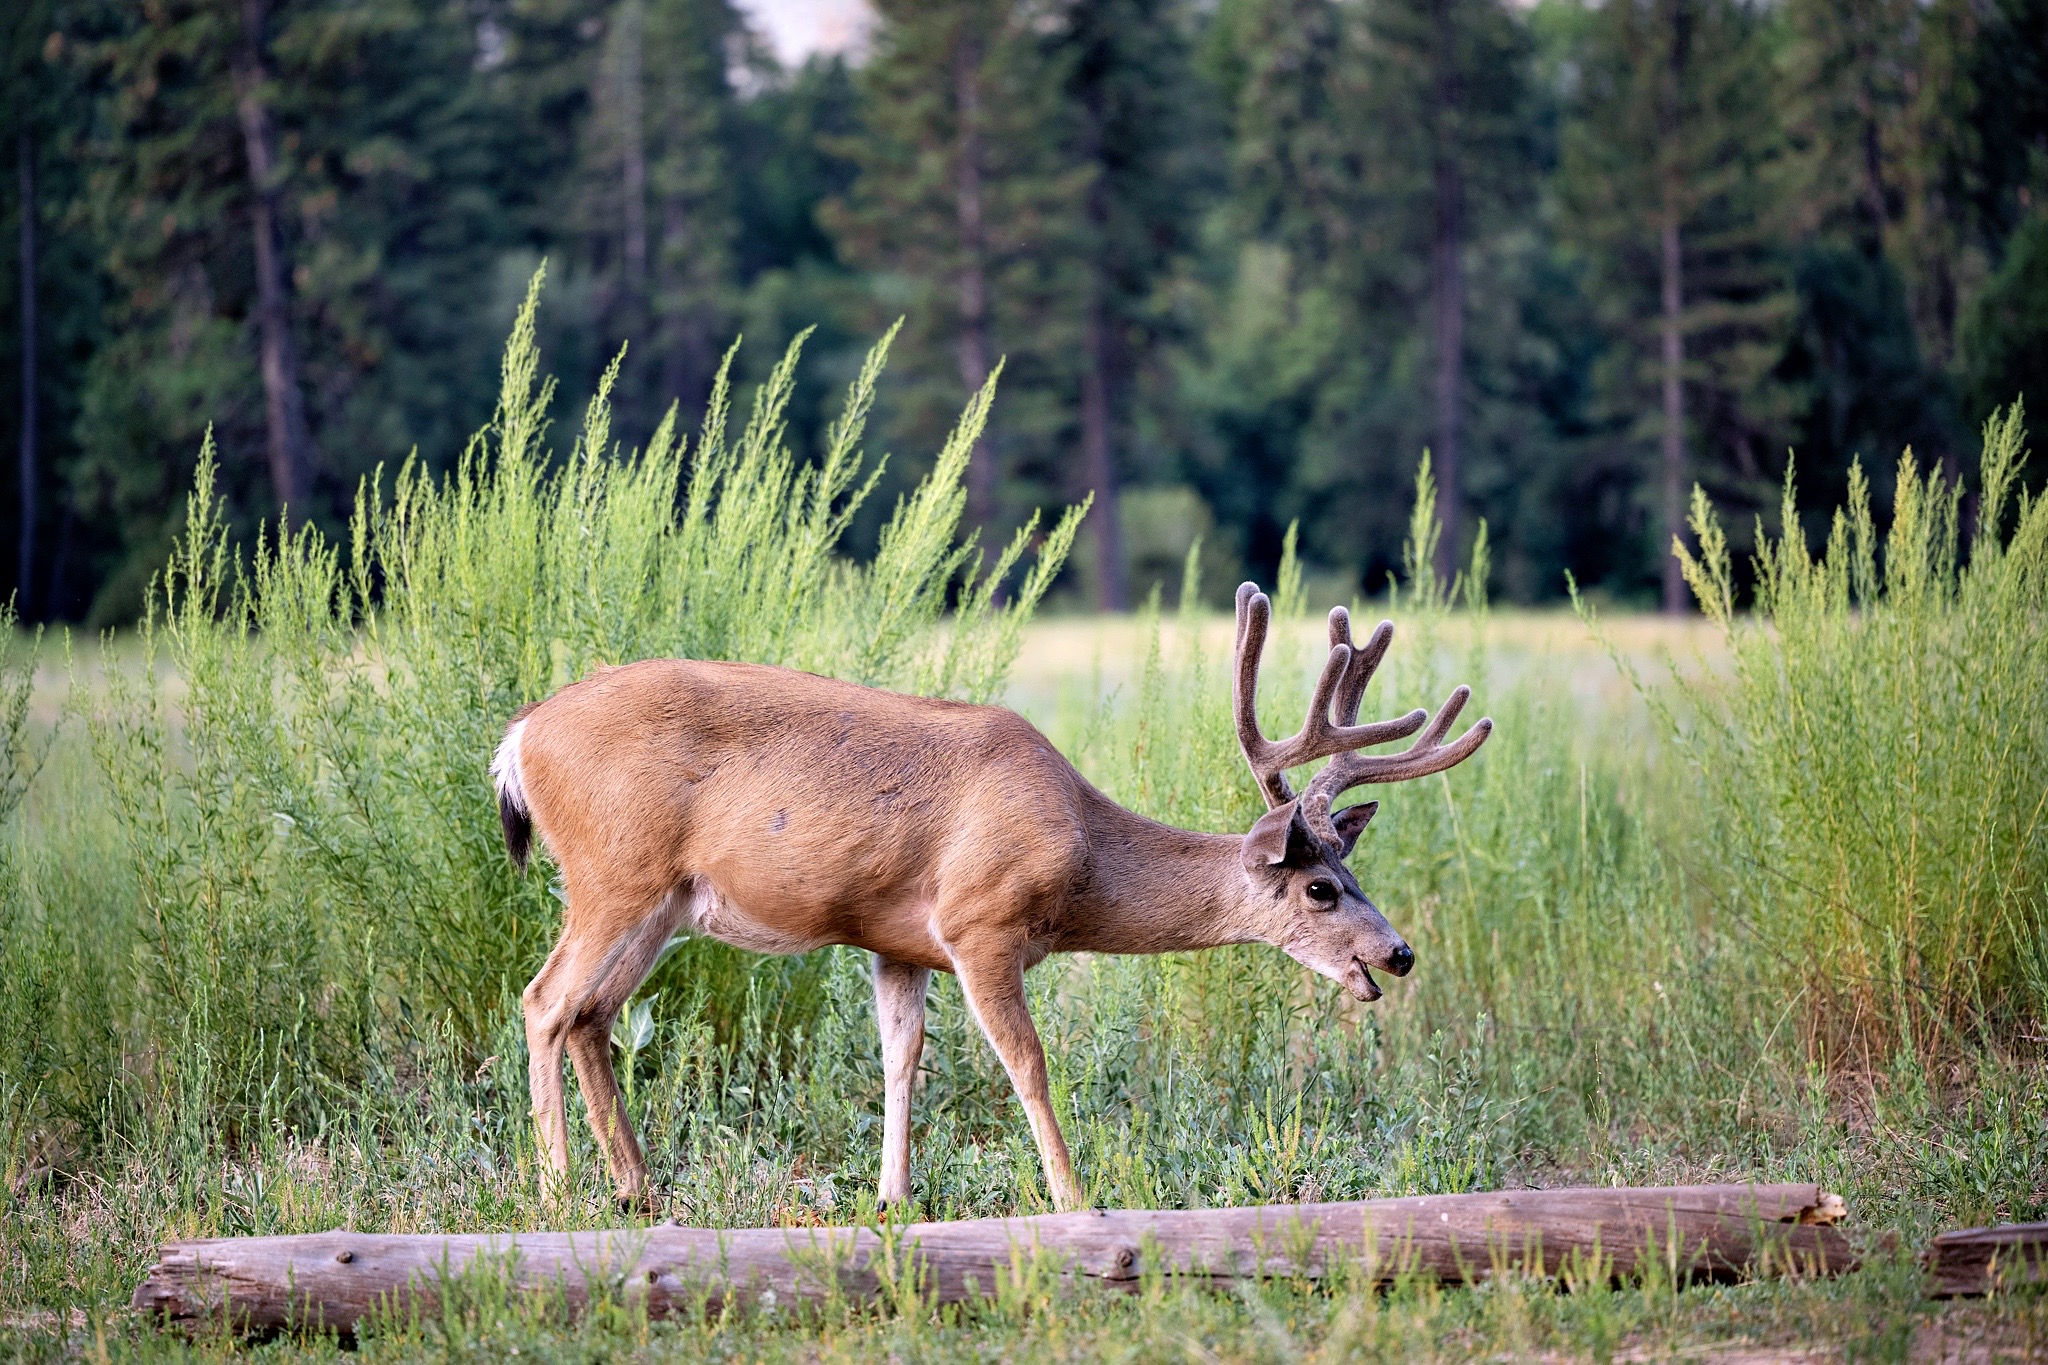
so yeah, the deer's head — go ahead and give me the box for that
[1229,582,1491,1002]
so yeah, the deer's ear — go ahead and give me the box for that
[1332,800,1379,858]
[1243,802,1317,871]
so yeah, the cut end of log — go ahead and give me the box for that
[1798,1192,1847,1226]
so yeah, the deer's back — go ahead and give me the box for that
[512,659,1089,967]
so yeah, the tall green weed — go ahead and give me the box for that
[1668,405,2046,1062]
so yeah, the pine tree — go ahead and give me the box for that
[2,8,106,619]
[826,0,1082,534]
[71,0,273,615]
[1774,0,1951,506]
[1559,0,1793,611]
[78,0,320,521]
[1179,0,1544,594]
[1765,0,2043,497]
[1058,0,1206,608]
[1780,0,1915,260]
[1897,0,2047,423]
[575,0,750,436]
[1954,2,2048,429]
[2,0,69,615]
[1352,0,1533,580]
[1958,0,2048,249]
[71,0,529,618]
[1221,0,1353,269]
[15,119,34,612]
[1175,0,1369,580]
[234,0,317,515]
[12,0,2029,621]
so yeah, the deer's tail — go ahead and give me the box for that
[490,708,537,873]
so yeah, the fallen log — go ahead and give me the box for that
[132,1183,1854,1338]
[1926,1221,2048,1297]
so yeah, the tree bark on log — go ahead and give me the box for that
[132,1184,1852,1338]
[1926,1221,2048,1297]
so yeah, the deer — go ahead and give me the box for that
[491,581,1491,1214]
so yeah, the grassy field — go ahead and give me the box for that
[0,311,2042,1360]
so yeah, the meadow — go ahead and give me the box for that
[1,289,2044,1360]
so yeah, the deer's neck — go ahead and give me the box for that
[1063,789,1266,955]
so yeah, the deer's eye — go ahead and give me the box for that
[1306,878,1340,906]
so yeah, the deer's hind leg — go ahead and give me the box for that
[524,884,685,1207]
[522,934,581,1189]
[565,890,688,1209]
[872,955,931,1208]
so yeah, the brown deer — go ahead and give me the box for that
[492,581,1490,1213]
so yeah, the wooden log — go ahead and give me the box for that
[1926,1221,2048,1297]
[131,1183,1855,1338]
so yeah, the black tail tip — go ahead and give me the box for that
[500,790,532,873]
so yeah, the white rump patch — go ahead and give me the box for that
[491,718,529,814]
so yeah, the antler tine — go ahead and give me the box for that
[1303,683,1494,806]
[1232,583,1294,806]
[1233,583,1430,809]
[1326,609,1394,728]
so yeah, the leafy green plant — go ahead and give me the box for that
[1669,403,2047,1061]
[0,599,44,828]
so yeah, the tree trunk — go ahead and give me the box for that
[659,196,710,414]
[233,0,315,518]
[1429,0,1466,587]
[1080,295,1126,611]
[1858,100,1887,259]
[132,1185,1853,1340]
[1079,83,1126,613]
[17,129,37,616]
[1655,0,1688,615]
[953,31,998,532]
[1658,193,1686,615]
[46,501,73,619]
[618,0,648,302]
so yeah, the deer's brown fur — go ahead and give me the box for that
[495,583,1490,1212]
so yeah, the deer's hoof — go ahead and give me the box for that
[614,1189,660,1219]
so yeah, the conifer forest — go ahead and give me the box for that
[5,0,2046,621]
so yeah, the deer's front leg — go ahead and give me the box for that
[950,948,1084,1212]
[872,954,931,1209]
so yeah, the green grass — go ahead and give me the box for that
[1,291,2043,1359]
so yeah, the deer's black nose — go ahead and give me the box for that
[1386,943,1414,977]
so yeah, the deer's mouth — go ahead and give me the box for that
[1348,956,1383,1003]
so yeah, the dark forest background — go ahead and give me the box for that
[4,0,2046,623]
